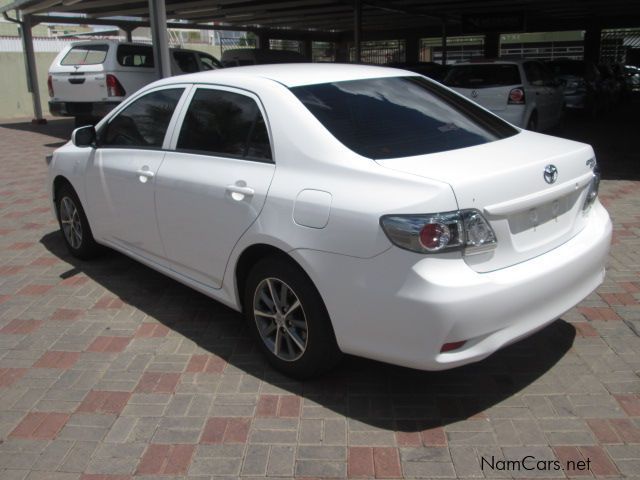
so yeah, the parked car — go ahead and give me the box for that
[386,62,448,82]
[598,63,624,106]
[623,64,640,92]
[221,48,306,67]
[443,59,564,131]
[48,40,222,126]
[48,64,611,378]
[545,59,606,116]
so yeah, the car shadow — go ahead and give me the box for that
[0,118,74,141]
[40,230,575,432]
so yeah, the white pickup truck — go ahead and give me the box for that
[48,40,222,125]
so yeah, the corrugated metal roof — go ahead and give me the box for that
[1,0,639,35]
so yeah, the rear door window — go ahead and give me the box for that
[117,44,154,68]
[444,64,521,88]
[173,51,200,73]
[176,88,272,161]
[198,53,222,70]
[61,44,108,65]
[524,62,544,86]
[291,76,517,160]
[100,88,184,148]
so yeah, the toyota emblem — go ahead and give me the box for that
[543,164,558,184]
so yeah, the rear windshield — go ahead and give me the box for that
[61,44,108,66]
[291,76,518,160]
[117,45,154,68]
[443,64,521,88]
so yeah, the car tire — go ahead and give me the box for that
[526,111,538,131]
[56,184,100,260]
[244,256,343,379]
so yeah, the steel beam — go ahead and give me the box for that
[148,0,172,78]
[441,17,447,65]
[19,14,45,123]
[353,0,361,62]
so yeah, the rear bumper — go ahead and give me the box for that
[293,201,611,371]
[49,101,120,118]
[491,105,527,128]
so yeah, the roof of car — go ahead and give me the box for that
[156,63,419,88]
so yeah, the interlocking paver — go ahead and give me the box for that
[1,106,640,479]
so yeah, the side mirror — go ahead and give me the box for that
[71,125,96,148]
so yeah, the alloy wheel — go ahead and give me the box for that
[60,196,83,249]
[253,277,309,361]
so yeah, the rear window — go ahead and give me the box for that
[117,45,154,68]
[291,76,518,160]
[61,44,108,66]
[443,64,521,88]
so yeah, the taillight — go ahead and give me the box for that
[419,223,452,251]
[47,75,54,97]
[508,87,525,104]
[106,74,126,97]
[583,167,600,211]
[380,209,497,255]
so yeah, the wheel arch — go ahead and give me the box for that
[235,243,303,313]
[52,175,75,219]
[52,175,96,236]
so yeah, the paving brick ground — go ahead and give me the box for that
[0,105,639,479]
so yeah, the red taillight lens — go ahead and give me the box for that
[508,87,525,104]
[441,341,466,353]
[380,209,496,255]
[47,75,54,97]
[419,223,451,251]
[106,74,125,97]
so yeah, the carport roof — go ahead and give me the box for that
[1,0,640,36]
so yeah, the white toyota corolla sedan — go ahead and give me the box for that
[48,64,611,378]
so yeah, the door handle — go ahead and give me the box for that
[226,185,254,196]
[136,167,154,183]
[226,184,254,200]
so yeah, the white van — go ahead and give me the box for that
[48,40,222,125]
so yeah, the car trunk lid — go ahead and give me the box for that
[50,44,110,102]
[376,131,596,272]
[450,85,514,112]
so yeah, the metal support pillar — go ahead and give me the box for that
[353,0,361,63]
[123,28,133,42]
[303,39,313,61]
[440,18,447,65]
[484,32,500,59]
[584,26,602,63]
[405,35,419,64]
[19,15,45,124]
[257,33,270,50]
[335,39,349,62]
[148,0,171,78]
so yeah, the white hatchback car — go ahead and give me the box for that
[48,64,611,378]
[444,59,565,131]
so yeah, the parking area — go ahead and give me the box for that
[0,103,639,479]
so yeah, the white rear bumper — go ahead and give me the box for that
[292,201,611,370]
